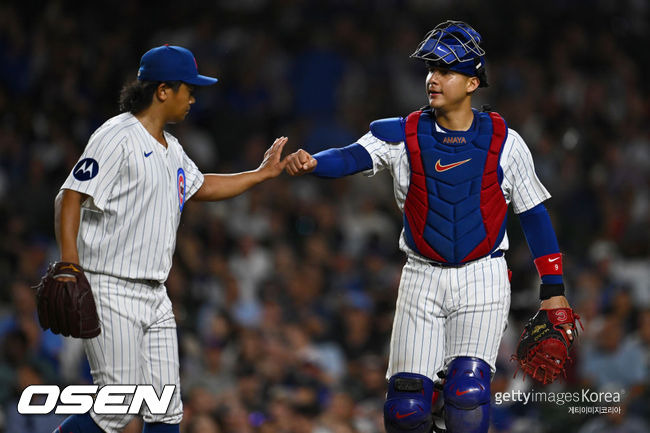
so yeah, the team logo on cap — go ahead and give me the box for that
[73,158,99,181]
[177,168,186,212]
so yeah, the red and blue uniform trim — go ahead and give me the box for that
[177,168,186,212]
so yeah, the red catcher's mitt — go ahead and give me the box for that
[513,308,582,384]
[34,262,101,339]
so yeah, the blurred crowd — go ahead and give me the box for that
[0,1,648,432]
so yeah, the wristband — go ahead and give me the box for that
[534,253,563,276]
[540,283,566,300]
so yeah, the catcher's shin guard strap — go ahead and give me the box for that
[443,357,491,433]
[384,373,435,433]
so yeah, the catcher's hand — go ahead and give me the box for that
[513,308,582,384]
[34,262,100,339]
[285,149,317,176]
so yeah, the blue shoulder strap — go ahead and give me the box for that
[369,117,405,142]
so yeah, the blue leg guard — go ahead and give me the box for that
[142,422,180,433]
[54,414,103,433]
[443,357,491,433]
[384,372,435,433]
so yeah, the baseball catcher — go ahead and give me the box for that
[34,261,101,339]
[285,19,580,433]
[514,307,583,384]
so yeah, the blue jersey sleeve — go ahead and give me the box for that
[312,143,373,178]
[518,203,563,284]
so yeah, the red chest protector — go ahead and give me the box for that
[402,109,508,264]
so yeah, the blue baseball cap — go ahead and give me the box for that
[137,44,218,86]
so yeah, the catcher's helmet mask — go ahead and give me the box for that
[411,20,489,87]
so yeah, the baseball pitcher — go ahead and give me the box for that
[36,45,288,433]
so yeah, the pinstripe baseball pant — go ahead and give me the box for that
[386,253,510,380]
[82,272,183,433]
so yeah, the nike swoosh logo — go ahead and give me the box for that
[548,257,560,262]
[435,158,471,172]
[395,411,417,419]
[60,264,80,272]
[456,389,471,396]
[144,151,153,157]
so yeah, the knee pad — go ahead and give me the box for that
[384,372,435,433]
[443,357,491,433]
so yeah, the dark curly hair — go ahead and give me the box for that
[118,80,182,114]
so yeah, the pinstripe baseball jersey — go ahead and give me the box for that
[61,112,204,282]
[357,122,550,259]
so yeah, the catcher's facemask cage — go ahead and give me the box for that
[411,20,489,87]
